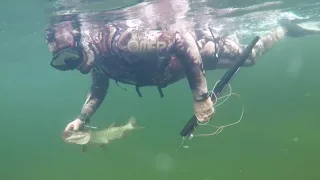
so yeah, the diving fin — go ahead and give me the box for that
[279,19,320,37]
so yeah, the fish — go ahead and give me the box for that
[62,116,142,152]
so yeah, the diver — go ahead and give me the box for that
[44,17,320,132]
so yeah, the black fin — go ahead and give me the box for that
[115,80,128,91]
[82,145,87,153]
[135,85,142,97]
[279,19,320,37]
[157,86,164,98]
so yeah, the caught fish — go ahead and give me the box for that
[62,116,142,152]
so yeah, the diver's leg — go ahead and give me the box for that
[198,35,255,69]
[195,28,256,70]
[279,19,320,37]
[207,27,286,68]
[248,20,320,63]
[202,20,320,70]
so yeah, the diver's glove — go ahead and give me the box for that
[194,96,214,122]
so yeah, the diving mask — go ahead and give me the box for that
[50,47,83,71]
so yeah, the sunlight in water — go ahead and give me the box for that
[48,0,320,41]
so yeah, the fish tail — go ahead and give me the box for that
[127,116,145,130]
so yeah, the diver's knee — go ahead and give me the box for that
[244,58,256,66]
[245,49,257,66]
[199,41,215,57]
[250,48,257,59]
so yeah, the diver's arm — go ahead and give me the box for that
[177,32,214,122]
[77,68,109,123]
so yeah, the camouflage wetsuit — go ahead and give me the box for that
[45,17,319,124]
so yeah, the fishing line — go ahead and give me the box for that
[211,80,233,107]
[196,80,232,127]
[194,80,244,137]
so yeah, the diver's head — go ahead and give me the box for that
[45,21,92,74]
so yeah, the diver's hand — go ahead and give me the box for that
[64,118,85,132]
[194,97,214,122]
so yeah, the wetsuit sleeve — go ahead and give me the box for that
[77,68,109,123]
[176,32,209,101]
[175,32,214,122]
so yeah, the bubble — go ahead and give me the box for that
[153,152,175,173]
[292,137,299,142]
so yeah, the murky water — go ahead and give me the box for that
[1,0,320,180]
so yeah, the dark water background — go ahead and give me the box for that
[0,0,320,180]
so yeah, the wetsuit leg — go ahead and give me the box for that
[199,27,287,69]
[203,21,320,70]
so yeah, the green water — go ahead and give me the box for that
[1,0,320,180]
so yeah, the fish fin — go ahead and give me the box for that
[101,139,109,144]
[135,126,146,130]
[108,122,116,128]
[127,116,145,130]
[128,116,136,125]
[100,144,106,150]
[82,145,87,153]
